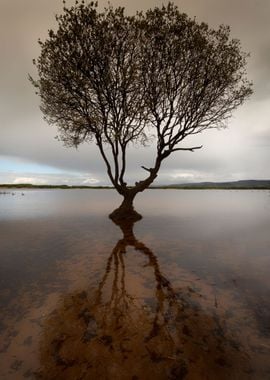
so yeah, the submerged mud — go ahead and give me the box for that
[1,190,270,379]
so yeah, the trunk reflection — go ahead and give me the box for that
[37,219,250,380]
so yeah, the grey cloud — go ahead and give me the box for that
[0,0,269,184]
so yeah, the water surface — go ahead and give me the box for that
[0,189,270,379]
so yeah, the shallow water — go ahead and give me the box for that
[0,189,270,379]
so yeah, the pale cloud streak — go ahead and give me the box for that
[1,171,102,186]
[13,177,47,185]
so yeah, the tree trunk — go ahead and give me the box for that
[109,191,142,222]
[109,159,161,222]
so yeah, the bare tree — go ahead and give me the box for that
[30,1,252,221]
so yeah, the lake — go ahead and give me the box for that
[0,189,270,379]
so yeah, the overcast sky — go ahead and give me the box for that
[0,0,269,186]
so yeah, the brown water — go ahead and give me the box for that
[0,189,270,379]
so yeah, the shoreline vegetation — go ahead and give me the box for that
[0,180,270,190]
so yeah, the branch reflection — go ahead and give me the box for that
[37,219,250,380]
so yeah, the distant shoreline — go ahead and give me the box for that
[1,180,270,190]
[0,184,112,190]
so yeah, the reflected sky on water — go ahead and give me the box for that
[0,190,270,379]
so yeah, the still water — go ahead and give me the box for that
[0,189,270,379]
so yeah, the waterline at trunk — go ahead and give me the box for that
[109,193,142,222]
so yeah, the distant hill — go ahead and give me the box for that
[1,180,270,190]
[152,180,270,189]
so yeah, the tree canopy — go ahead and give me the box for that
[30,1,252,220]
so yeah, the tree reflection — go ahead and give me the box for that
[37,219,250,380]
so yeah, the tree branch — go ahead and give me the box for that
[171,145,203,153]
[141,166,153,173]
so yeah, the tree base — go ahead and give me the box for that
[109,207,142,223]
